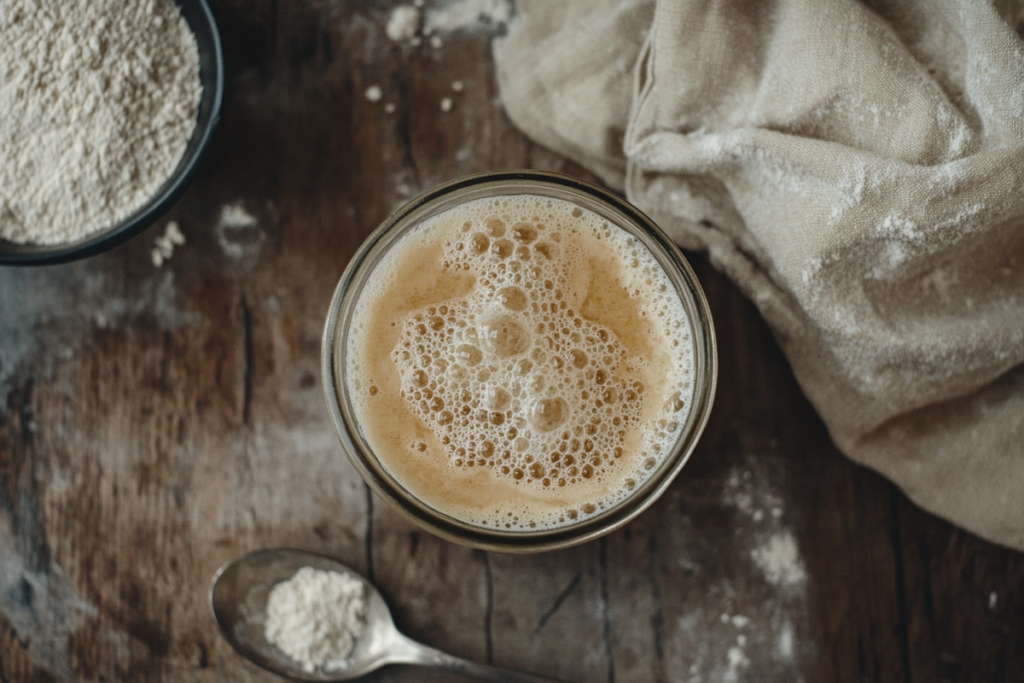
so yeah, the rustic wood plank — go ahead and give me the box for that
[597,257,908,683]
[486,544,610,682]
[898,499,1024,683]
[2,3,1024,683]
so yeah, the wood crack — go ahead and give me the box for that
[17,381,34,446]
[599,538,615,683]
[364,484,375,583]
[889,486,915,683]
[647,534,666,680]
[4,381,52,573]
[532,572,581,636]
[240,294,254,425]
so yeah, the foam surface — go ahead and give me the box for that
[345,195,696,530]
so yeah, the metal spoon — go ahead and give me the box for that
[210,548,573,682]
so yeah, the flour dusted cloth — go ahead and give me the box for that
[495,0,1024,550]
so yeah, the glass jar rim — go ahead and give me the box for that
[322,170,717,553]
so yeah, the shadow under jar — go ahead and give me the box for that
[322,171,717,552]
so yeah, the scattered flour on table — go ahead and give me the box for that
[719,613,749,628]
[424,0,513,33]
[219,203,257,229]
[722,464,785,523]
[386,0,513,43]
[723,644,750,683]
[216,202,264,262]
[0,523,98,682]
[264,567,368,673]
[0,0,201,245]
[386,5,421,42]
[751,531,807,588]
[712,459,807,674]
[777,620,795,659]
[151,221,185,267]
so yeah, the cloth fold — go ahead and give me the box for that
[495,0,1024,550]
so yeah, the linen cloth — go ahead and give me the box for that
[494,0,1024,550]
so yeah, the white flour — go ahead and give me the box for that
[751,532,807,588]
[386,5,420,42]
[0,0,201,245]
[424,0,512,33]
[150,220,185,267]
[215,201,264,263]
[264,567,368,673]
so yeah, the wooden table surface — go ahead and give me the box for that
[2,2,1023,682]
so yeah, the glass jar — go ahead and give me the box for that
[322,171,717,552]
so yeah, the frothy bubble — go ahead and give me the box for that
[529,397,570,432]
[392,208,657,496]
[349,195,697,531]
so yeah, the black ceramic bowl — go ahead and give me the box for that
[0,0,224,266]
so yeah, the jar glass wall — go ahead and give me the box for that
[322,171,717,552]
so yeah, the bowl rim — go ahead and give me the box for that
[0,0,225,267]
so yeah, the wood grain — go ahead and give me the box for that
[2,2,1023,682]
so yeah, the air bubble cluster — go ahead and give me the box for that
[348,195,697,530]
[392,201,687,494]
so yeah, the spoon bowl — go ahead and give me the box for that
[210,548,399,680]
[210,548,572,682]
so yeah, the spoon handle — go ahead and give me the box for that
[390,632,573,683]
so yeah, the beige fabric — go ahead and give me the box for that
[495,0,1024,549]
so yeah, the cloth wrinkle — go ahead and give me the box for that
[495,0,1024,550]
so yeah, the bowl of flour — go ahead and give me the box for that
[0,0,224,265]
